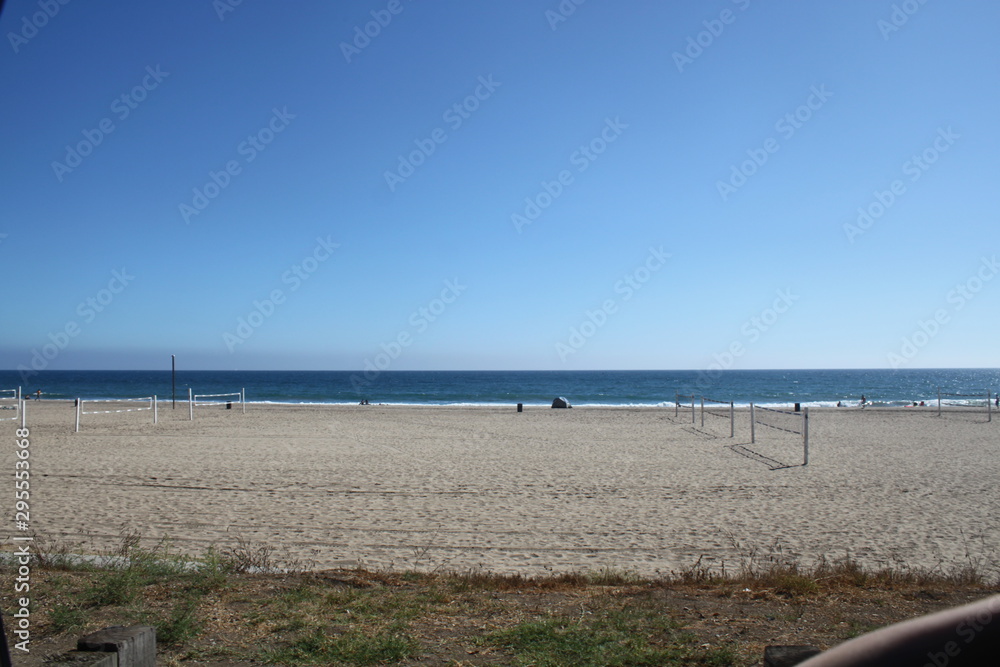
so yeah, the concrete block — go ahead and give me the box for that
[78,625,155,667]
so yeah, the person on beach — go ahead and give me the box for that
[35,390,42,400]
[860,395,866,407]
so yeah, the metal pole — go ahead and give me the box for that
[19,399,25,430]
[750,403,755,443]
[189,388,194,421]
[803,408,809,466]
[730,401,734,438]
[690,395,695,424]
[172,354,176,409]
[674,394,678,418]
[153,396,158,424]
[987,392,992,423]
[241,388,246,414]
[700,396,704,427]
[75,399,81,433]
[937,387,941,417]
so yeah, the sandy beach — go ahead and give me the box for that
[3,401,998,577]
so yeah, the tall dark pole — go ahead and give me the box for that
[172,355,176,409]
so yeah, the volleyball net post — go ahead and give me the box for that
[700,396,735,437]
[750,403,810,466]
[674,393,695,422]
[795,407,809,466]
[0,388,23,427]
[938,387,993,422]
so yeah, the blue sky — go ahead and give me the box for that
[1,0,997,372]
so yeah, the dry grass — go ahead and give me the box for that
[5,531,998,666]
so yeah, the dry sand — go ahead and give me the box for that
[3,401,998,577]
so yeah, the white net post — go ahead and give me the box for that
[75,399,81,433]
[1,388,22,425]
[750,403,756,443]
[803,408,810,466]
[189,388,194,421]
[729,401,734,438]
[242,388,246,414]
[937,387,942,417]
[20,399,26,429]
[153,396,158,424]
[690,395,695,423]
[700,396,705,427]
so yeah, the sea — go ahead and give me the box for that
[1,369,998,408]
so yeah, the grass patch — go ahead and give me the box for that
[263,625,418,666]
[48,603,87,634]
[10,530,999,666]
[487,614,733,666]
[153,598,202,647]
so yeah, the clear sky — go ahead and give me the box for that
[1,0,997,372]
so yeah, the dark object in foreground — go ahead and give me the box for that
[551,397,571,408]
[799,594,1000,666]
[765,645,821,666]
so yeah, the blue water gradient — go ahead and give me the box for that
[2,369,997,408]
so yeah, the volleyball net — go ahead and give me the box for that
[700,396,735,437]
[188,388,246,420]
[0,388,25,427]
[937,389,993,422]
[750,404,809,466]
[75,396,157,432]
[674,393,695,423]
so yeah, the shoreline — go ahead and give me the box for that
[17,398,990,411]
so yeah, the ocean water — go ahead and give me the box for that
[1,369,998,408]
